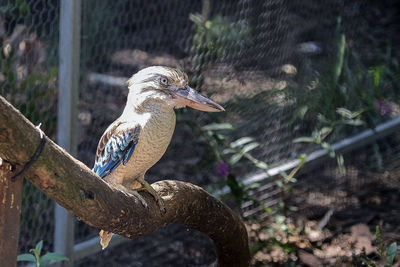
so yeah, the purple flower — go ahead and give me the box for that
[215,161,229,178]
[376,101,393,117]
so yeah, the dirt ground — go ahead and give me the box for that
[249,163,400,266]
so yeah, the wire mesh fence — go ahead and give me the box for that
[0,0,399,266]
[0,0,59,255]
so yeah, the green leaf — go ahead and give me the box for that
[298,154,308,168]
[245,183,260,190]
[321,142,335,157]
[388,242,398,264]
[344,119,364,126]
[221,148,235,155]
[373,65,384,89]
[293,137,315,143]
[336,108,363,119]
[337,154,346,175]
[333,34,346,83]
[288,205,298,211]
[276,215,286,224]
[242,142,259,153]
[29,249,40,262]
[360,256,376,267]
[35,240,43,255]
[40,252,69,267]
[17,253,36,262]
[336,107,352,118]
[376,225,386,259]
[296,105,309,120]
[279,171,288,180]
[263,206,272,214]
[230,137,254,148]
[189,13,203,25]
[276,180,283,188]
[254,160,268,170]
[319,127,333,141]
[230,153,243,165]
[319,127,333,136]
[202,123,234,131]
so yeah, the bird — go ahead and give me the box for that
[92,66,224,249]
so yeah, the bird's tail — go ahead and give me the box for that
[99,230,114,249]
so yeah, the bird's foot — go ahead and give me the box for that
[114,184,149,209]
[137,181,166,214]
[127,189,149,209]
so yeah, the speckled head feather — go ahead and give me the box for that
[127,66,188,89]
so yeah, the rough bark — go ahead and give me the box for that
[0,95,250,267]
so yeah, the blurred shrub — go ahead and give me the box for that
[286,18,400,139]
[0,14,57,137]
[188,13,250,89]
[361,226,400,267]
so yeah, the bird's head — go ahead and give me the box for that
[126,66,224,112]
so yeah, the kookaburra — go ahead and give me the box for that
[92,66,224,249]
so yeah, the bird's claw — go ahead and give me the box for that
[156,198,166,214]
[135,192,149,209]
[141,199,150,210]
[121,188,149,209]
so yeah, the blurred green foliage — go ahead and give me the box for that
[293,107,366,175]
[199,122,260,208]
[0,0,58,136]
[17,240,69,267]
[250,215,298,263]
[188,13,249,89]
[0,43,58,136]
[190,14,249,65]
[287,18,400,137]
[0,0,30,24]
[361,226,400,267]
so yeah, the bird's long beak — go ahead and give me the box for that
[170,86,225,112]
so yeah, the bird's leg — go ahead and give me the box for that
[136,180,166,214]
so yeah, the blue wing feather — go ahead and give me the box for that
[123,144,136,165]
[92,124,140,178]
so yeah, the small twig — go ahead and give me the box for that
[315,208,335,230]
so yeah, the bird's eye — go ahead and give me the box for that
[160,77,168,85]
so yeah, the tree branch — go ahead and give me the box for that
[0,95,250,266]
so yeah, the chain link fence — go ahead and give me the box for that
[0,0,399,266]
[0,0,59,255]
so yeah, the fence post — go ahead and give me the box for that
[55,0,81,266]
[0,160,23,267]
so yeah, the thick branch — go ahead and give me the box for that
[0,95,250,266]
